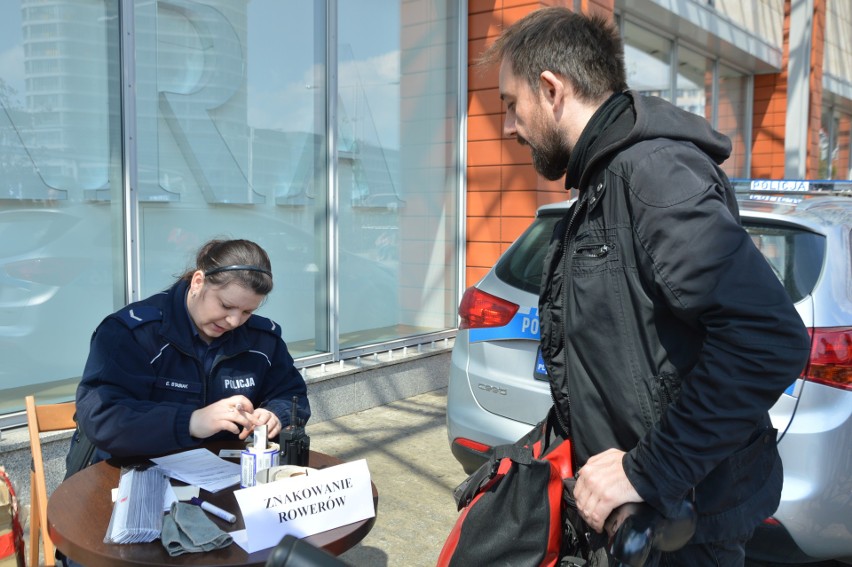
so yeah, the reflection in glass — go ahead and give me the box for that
[624,21,672,101]
[337,0,459,350]
[0,0,462,417]
[819,108,850,180]
[0,0,123,412]
[718,65,749,178]
[837,113,851,180]
[135,0,328,357]
[676,46,711,120]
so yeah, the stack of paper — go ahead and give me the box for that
[104,467,168,544]
[151,448,241,492]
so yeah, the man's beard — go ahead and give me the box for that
[519,123,570,181]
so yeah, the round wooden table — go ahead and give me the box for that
[47,446,378,567]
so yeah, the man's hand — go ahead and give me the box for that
[574,448,643,533]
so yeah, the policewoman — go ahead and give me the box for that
[68,239,310,470]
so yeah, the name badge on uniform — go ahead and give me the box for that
[156,377,202,393]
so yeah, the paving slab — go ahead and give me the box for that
[306,388,468,567]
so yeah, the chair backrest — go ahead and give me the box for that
[25,395,76,567]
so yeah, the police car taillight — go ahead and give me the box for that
[458,287,519,330]
[803,327,852,391]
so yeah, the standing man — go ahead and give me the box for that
[481,7,810,566]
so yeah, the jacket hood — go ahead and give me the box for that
[623,90,732,165]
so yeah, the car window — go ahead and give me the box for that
[743,221,825,303]
[495,213,562,295]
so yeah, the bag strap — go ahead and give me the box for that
[492,443,533,465]
[452,443,536,510]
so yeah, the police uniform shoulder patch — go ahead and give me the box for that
[246,315,282,337]
[113,305,163,329]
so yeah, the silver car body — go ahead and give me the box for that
[447,185,852,564]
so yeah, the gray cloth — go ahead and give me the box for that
[161,501,233,556]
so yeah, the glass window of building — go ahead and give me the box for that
[0,0,461,419]
[676,46,712,121]
[134,1,331,358]
[624,21,673,101]
[717,64,750,178]
[839,113,851,180]
[0,0,124,414]
[623,18,752,179]
[820,106,852,180]
[337,1,460,351]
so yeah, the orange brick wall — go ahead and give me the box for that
[466,0,829,288]
[752,72,788,179]
[465,0,615,287]
[806,0,826,179]
[836,115,851,179]
[751,1,791,179]
[751,0,826,179]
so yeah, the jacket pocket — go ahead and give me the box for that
[695,426,779,517]
[634,372,681,429]
[570,230,618,277]
[641,372,682,426]
[571,240,617,275]
[574,242,613,258]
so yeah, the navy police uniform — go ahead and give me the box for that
[74,279,310,459]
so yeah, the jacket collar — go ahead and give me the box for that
[567,90,733,193]
[566,90,635,191]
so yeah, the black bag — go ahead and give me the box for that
[438,408,600,567]
[64,417,97,480]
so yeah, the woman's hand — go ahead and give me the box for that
[246,407,282,440]
[189,395,258,439]
[188,395,282,441]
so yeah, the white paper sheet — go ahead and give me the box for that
[151,448,241,492]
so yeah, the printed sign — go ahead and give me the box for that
[232,459,374,553]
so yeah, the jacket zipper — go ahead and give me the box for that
[574,243,612,258]
[549,192,589,446]
[658,374,674,415]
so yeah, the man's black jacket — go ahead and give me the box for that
[538,91,810,542]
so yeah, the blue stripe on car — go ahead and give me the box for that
[469,307,540,343]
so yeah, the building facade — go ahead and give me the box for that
[0,0,849,425]
[465,0,852,283]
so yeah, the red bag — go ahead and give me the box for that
[0,467,25,567]
[437,411,575,567]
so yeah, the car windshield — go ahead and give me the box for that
[743,221,825,303]
[494,212,562,295]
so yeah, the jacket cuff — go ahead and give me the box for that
[623,444,687,517]
[175,406,196,447]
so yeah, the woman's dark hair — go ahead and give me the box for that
[181,239,273,295]
[479,7,627,104]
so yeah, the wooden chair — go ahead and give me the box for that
[25,395,77,567]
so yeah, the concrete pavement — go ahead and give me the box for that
[306,388,468,567]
